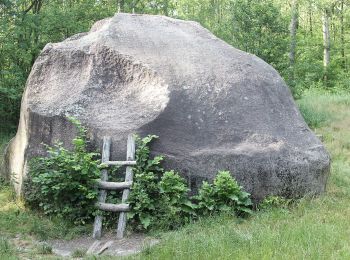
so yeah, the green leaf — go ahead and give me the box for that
[229,194,239,201]
[140,215,151,229]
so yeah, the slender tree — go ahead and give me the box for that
[340,0,346,69]
[308,0,313,36]
[289,0,299,69]
[118,0,125,12]
[322,7,330,80]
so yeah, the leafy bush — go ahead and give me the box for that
[258,195,292,210]
[157,171,196,229]
[24,118,101,224]
[127,135,164,230]
[194,171,252,216]
[129,169,195,231]
[128,135,196,230]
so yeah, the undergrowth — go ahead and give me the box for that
[24,117,101,224]
[22,118,252,232]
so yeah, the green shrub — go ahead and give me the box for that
[24,117,101,224]
[157,170,196,229]
[128,135,196,230]
[258,195,292,210]
[127,135,162,230]
[194,171,252,216]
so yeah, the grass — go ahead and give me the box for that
[0,186,90,240]
[72,248,87,258]
[0,237,17,260]
[1,90,350,259]
[36,243,53,255]
[297,101,332,129]
[0,186,91,259]
[0,133,90,260]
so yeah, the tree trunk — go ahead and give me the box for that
[322,8,330,81]
[163,0,169,16]
[31,0,43,66]
[118,0,125,12]
[308,1,313,36]
[289,0,298,68]
[340,0,346,69]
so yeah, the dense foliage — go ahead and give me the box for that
[24,118,101,224]
[128,135,195,230]
[258,195,293,210]
[1,0,349,131]
[194,171,252,216]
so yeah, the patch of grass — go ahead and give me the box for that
[0,237,17,260]
[136,196,350,259]
[297,92,333,129]
[297,89,350,129]
[36,243,53,255]
[0,184,90,259]
[72,248,86,258]
[0,185,90,241]
[298,101,332,128]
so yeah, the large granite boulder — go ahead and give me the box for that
[4,13,330,200]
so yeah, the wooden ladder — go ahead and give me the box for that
[92,134,136,239]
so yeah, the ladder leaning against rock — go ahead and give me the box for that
[92,134,136,239]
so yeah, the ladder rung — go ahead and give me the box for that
[104,160,137,166]
[96,202,130,212]
[97,181,132,190]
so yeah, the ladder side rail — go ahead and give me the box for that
[116,134,135,239]
[92,136,111,239]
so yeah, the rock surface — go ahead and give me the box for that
[4,13,330,200]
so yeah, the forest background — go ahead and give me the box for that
[0,0,349,133]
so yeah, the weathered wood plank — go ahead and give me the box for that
[117,134,135,239]
[87,240,102,255]
[97,181,133,190]
[104,160,137,166]
[97,240,114,255]
[93,137,111,239]
[96,202,130,212]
